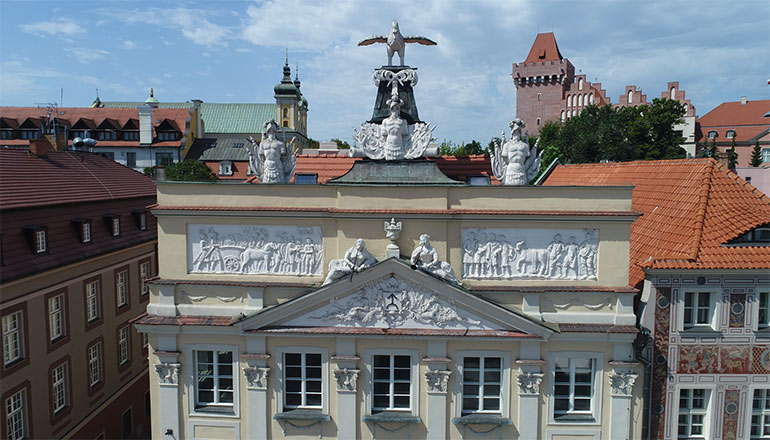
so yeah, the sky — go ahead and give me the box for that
[1,0,768,145]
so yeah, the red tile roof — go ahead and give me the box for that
[0,147,156,210]
[544,159,770,286]
[132,314,233,326]
[524,32,564,63]
[698,100,769,127]
[558,323,638,334]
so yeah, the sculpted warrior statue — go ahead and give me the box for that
[358,20,437,66]
[323,239,378,285]
[247,119,296,184]
[491,118,543,185]
[381,87,409,160]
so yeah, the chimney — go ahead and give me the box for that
[139,104,154,146]
[44,133,67,151]
[741,96,748,105]
[29,138,49,157]
[716,150,730,169]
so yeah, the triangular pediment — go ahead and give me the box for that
[237,258,553,338]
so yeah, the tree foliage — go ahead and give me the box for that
[727,138,738,169]
[330,138,351,149]
[750,141,763,167]
[537,98,686,168]
[440,139,485,157]
[165,160,217,182]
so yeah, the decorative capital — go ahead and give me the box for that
[333,368,360,392]
[425,370,451,393]
[517,372,544,395]
[243,366,270,389]
[155,362,180,386]
[608,372,638,396]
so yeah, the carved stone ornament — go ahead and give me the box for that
[425,370,451,393]
[462,228,598,280]
[323,239,378,286]
[333,368,360,392]
[385,218,403,258]
[358,20,437,67]
[517,372,544,395]
[246,118,297,184]
[608,372,638,396]
[243,366,270,389]
[307,276,482,329]
[410,234,461,285]
[490,118,543,185]
[188,224,322,276]
[155,362,180,385]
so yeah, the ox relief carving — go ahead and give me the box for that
[425,370,451,393]
[608,372,638,396]
[334,369,360,392]
[155,363,180,385]
[462,228,598,280]
[307,276,482,329]
[517,372,543,395]
[187,224,322,275]
[243,366,270,389]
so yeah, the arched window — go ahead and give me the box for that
[579,94,584,107]
[537,93,542,101]
[627,90,633,104]
[283,108,288,118]
[708,130,717,139]
[578,78,584,90]
[567,95,572,107]
[572,110,576,117]
[670,86,676,99]
[726,130,736,139]
[683,104,688,114]
[561,110,566,122]
[589,94,594,105]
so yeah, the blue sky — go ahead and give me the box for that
[1,0,768,144]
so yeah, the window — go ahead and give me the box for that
[155,152,173,166]
[48,294,65,341]
[578,78,584,90]
[123,131,139,141]
[218,161,233,176]
[112,217,120,236]
[671,86,677,99]
[561,110,566,122]
[34,229,46,253]
[554,357,595,419]
[122,407,132,439]
[468,176,491,186]
[118,326,130,365]
[295,173,317,184]
[759,292,769,329]
[5,390,26,440]
[20,129,40,139]
[284,352,323,409]
[752,389,770,439]
[116,270,128,308]
[589,94,594,105]
[627,90,633,104]
[0,130,14,140]
[726,130,736,139]
[536,118,541,126]
[2,312,22,366]
[763,148,770,163]
[52,363,68,414]
[97,131,117,140]
[462,356,502,414]
[683,291,716,329]
[194,350,234,407]
[86,280,100,323]
[678,388,710,439]
[132,210,148,231]
[282,121,288,128]
[372,354,411,413]
[82,222,91,243]
[142,332,149,352]
[88,342,102,387]
[157,131,177,141]
[708,130,717,139]
[232,142,244,148]
[537,93,542,101]
[140,261,151,296]
[125,152,136,168]
[102,152,115,161]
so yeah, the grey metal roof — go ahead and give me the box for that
[187,137,251,161]
[328,159,464,185]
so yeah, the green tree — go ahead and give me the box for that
[454,140,484,156]
[727,138,738,169]
[710,139,718,159]
[165,160,217,182]
[330,138,351,149]
[750,140,763,167]
[487,137,501,155]
[306,137,320,149]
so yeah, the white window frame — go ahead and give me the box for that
[762,148,770,163]
[364,349,419,416]
[219,161,233,176]
[679,289,719,331]
[139,213,147,231]
[274,346,328,414]
[747,386,770,440]
[2,312,22,366]
[88,342,102,387]
[48,294,64,341]
[454,350,510,419]
[547,351,603,424]
[5,389,26,440]
[52,362,68,414]
[86,281,100,322]
[118,326,130,365]
[140,261,151,296]
[34,229,46,253]
[82,222,91,243]
[116,270,128,307]
[677,387,712,440]
[186,344,239,417]
[756,291,769,330]
[112,218,120,237]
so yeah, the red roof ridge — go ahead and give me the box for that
[713,159,770,204]
[685,160,715,262]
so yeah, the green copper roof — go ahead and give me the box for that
[328,160,464,186]
[99,102,275,134]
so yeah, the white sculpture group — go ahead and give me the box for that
[246,119,297,184]
[462,229,598,280]
[491,118,543,185]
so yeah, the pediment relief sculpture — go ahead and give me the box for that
[323,239,377,286]
[410,234,460,285]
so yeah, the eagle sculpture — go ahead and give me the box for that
[358,20,437,66]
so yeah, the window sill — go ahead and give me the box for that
[274,410,330,422]
[363,413,421,424]
[453,414,512,426]
[553,414,596,423]
[680,327,722,336]
[193,405,235,415]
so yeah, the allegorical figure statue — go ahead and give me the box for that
[323,239,378,285]
[358,20,437,66]
[247,119,296,184]
[491,118,543,185]
[410,234,460,285]
[380,88,409,160]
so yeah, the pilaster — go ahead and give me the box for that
[334,338,359,440]
[517,341,543,440]
[244,336,269,440]
[425,340,450,440]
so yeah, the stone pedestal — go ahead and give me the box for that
[369,66,421,124]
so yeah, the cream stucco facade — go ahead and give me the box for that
[138,180,644,440]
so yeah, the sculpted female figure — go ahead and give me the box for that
[323,239,378,285]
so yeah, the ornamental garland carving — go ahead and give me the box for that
[307,276,482,329]
[425,370,451,393]
[243,366,270,389]
[517,372,544,395]
[187,224,322,276]
[155,362,180,385]
[462,228,598,280]
[333,368,360,392]
[608,372,638,396]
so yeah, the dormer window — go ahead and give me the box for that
[0,129,14,140]
[219,161,233,176]
[132,211,148,231]
[708,131,717,139]
[72,218,92,244]
[295,173,317,184]
[726,224,770,246]
[726,130,736,139]
[157,131,177,141]
[468,176,491,186]
[104,215,121,237]
[97,130,117,140]
[123,131,139,141]
[22,226,48,255]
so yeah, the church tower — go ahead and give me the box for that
[512,33,574,135]
[273,57,308,145]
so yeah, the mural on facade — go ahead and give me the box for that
[753,346,770,374]
[722,389,741,440]
[187,224,322,275]
[461,228,598,280]
[678,346,719,374]
[720,345,750,374]
[729,293,746,327]
[651,287,671,440]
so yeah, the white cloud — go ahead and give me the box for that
[122,40,137,49]
[118,7,231,47]
[21,18,85,37]
[64,47,111,64]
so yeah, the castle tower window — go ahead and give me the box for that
[578,95,583,107]
[567,95,572,107]
[670,86,676,99]
[537,93,542,101]
[536,118,541,126]
[561,110,566,122]
[683,104,688,114]
[578,78,584,90]
[627,90,633,104]
[589,94,594,105]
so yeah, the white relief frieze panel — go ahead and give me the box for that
[334,368,360,392]
[425,370,451,393]
[287,276,489,329]
[462,228,598,280]
[155,362,180,385]
[187,224,322,276]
